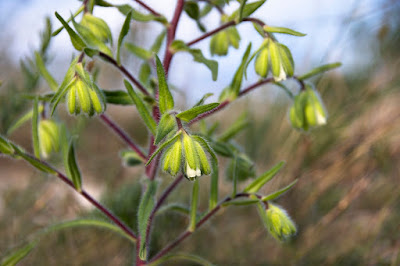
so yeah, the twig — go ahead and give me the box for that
[132,0,162,17]
[99,114,147,160]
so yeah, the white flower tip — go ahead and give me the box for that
[186,163,201,178]
[316,112,327,125]
[274,64,287,82]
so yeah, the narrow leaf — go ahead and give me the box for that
[150,30,166,53]
[146,132,182,166]
[298,62,342,80]
[189,179,200,232]
[176,103,220,122]
[263,26,306,37]
[217,112,249,142]
[102,90,133,105]
[261,179,298,201]
[124,80,157,135]
[1,241,38,266]
[66,140,82,191]
[155,56,174,114]
[0,135,14,155]
[35,52,58,91]
[222,199,259,207]
[230,0,266,21]
[157,204,191,216]
[52,6,84,36]
[138,180,157,260]
[54,12,85,51]
[125,42,153,60]
[243,161,285,193]
[32,98,40,158]
[11,144,56,174]
[7,105,44,135]
[193,93,213,107]
[154,113,177,145]
[117,11,132,65]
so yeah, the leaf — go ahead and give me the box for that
[193,93,213,107]
[139,63,152,86]
[146,131,182,166]
[125,42,153,60]
[155,56,174,114]
[54,12,85,51]
[11,144,56,174]
[189,179,200,232]
[102,90,133,105]
[230,0,266,21]
[138,180,157,260]
[238,0,248,21]
[7,105,44,135]
[52,6,84,36]
[116,5,168,24]
[150,30,166,53]
[157,203,191,216]
[243,161,285,193]
[217,112,249,142]
[298,62,342,80]
[1,241,38,266]
[32,98,40,158]
[124,80,157,135]
[0,135,14,155]
[154,113,177,145]
[176,103,220,122]
[222,199,259,207]
[261,179,298,201]
[35,52,58,91]
[120,150,145,167]
[66,140,82,192]
[117,11,132,65]
[263,26,306,37]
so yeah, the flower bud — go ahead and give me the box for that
[289,85,327,131]
[265,203,297,242]
[38,119,60,158]
[162,139,182,176]
[210,16,240,56]
[80,14,112,44]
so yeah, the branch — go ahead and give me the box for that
[99,114,147,160]
[11,151,137,241]
[131,0,162,17]
[98,52,150,96]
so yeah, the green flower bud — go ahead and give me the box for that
[162,139,182,176]
[289,85,327,131]
[210,16,240,56]
[194,141,211,175]
[38,120,60,158]
[80,14,112,44]
[265,203,297,242]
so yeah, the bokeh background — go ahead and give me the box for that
[1,0,399,265]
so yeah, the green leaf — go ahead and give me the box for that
[148,253,215,266]
[171,40,218,81]
[217,112,249,142]
[32,98,40,158]
[261,179,298,201]
[7,105,44,135]
[11,144,56,174]
[150,30,166,53]
[155,56,174,114]
[138,180,157,260]
[176,103,220,122]
[102,90,133,105]
[1,241,38,266]
[54,12,85,51]
[146,131,182,166]
[124,80,157,135]
[120,150,145,167]
[139,63,152,86]
[157,203,191,216]
[193,93,213,107]
[222,199,259,207]
[117,11,132,65]
[154,113,177,145]
[125,42,153,60]
[184,1,200,19]
[189,179,200,232]
[238,0,248,22]
[52,6,84,36]
[35,52,58,91]
[0,135,14,155]
[298,62,342,80]
[66,140,82,192]
[243,161,285,193]
[263,26,306,37]
[116,5,168,24]
[230,0,266,21]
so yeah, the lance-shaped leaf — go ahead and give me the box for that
[117,11,132,65]
[54,12,85,51]
[263,26,306,37]
[243,161,285,193]
[189,179,200,232]
[138,180,157,260]
[1,241,38,266]
[150,30,166,53]
[261,179,298,202]
[222,198,259,207]
[124,80,157,135]
[102,90,133,105]
[154,113,177,145]
[32,98,40,158]
[52,6,84,36]
[155,56,174,114]
[66,140,82,192]
[11,144,56,174]
[171,40,218,81]
[218,112,249,142]
[298,62,342,80]
[125,42,153,60]
[35,52,58,91]
[146,131,182,166]
[0,135,14,155]
[116,5,168,24]
[176,103,220,122]
[230,0,266,21]
[7,105,44,135]
[193,93,213,107]
[157,203,191,216]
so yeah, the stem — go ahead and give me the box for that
[149,193,252,263]
[163,0,185,73]
[99,114,147,160]
[132,0,162,17]
[98,52,151,96]
[15,152,137,241]
[83,0,89,13]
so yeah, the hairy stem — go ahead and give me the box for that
[99,114,147,160]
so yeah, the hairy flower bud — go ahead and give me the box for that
[38,119,60,158]
[210,16,240,56]
[289,85,327,131]
[80,14,112,44]
[265,203,297,242]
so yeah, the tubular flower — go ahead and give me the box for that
[80,14,112,44]
[265,203,297,242]
[210,15,241,56]
[38,119,60,158]
[289,85,328,131]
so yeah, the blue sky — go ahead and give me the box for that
[0,0,381,103]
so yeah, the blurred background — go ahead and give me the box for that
[0,0,399,265]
